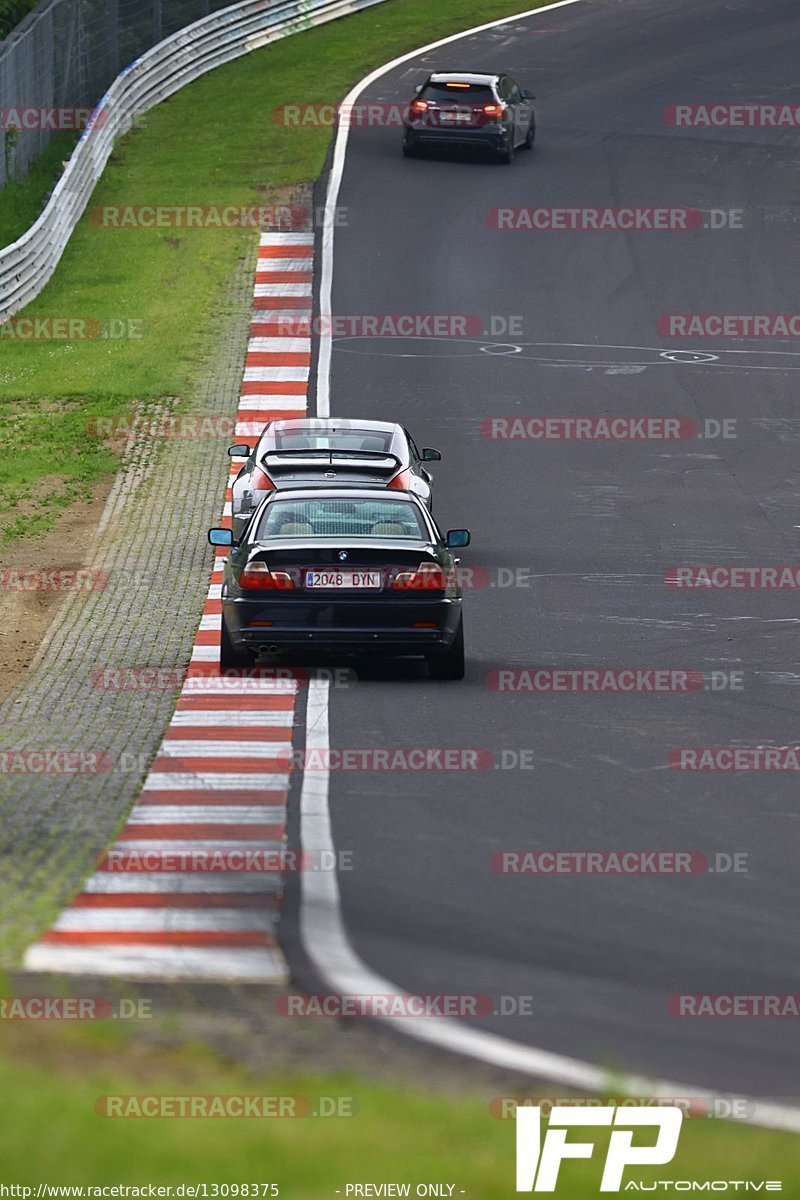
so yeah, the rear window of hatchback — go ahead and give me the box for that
[421,82,495,103]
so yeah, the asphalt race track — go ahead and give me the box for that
[285,0,800,1099]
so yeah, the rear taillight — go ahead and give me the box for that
[239,562,295,590]
[388,469,412,491]
[482,102,507,119]
[392,564,448,591]
[252,467,275,491]
[409,99,429,116]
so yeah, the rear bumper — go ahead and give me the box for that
[223,595,462,657]
[403,123,509,151]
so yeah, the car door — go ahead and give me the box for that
[506,74,531,143]
[496,76,517,144]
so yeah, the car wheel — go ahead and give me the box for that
[402,137,417,158]
[427,617,465,680]
[498,135,515,164]
[523,119,535,149]
[220,615,255,670]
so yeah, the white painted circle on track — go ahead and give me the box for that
[303,0,800,1136]
[660,350,719,363]
[479,343,523,355]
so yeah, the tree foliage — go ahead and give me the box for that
[0,0,37,41]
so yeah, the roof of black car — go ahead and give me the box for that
[264,487,420,502]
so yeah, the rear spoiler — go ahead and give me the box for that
[263,449,401,473]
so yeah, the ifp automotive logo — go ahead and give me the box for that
[515,1104,683,1192]
[514,1104,781,1192]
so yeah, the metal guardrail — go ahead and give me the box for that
[0,0,251,188]
[0,0,387,320]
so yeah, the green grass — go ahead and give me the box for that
[0,132,79,247]
[0,0,553,543]
[0,0,37,39]
[1,1020,800,1194]
[0,394,118,542]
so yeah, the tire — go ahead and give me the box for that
[402,137,417,158]
[427,617,465,680]
[523,118,535,149]
[498,134,515,164]
[220,614,255,670]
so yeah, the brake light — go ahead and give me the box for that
[388,469,412,490]
[482,103,507,118]
[392,564,448,591]
[252,467,275,491]
[239,562,295,590]
[409,99,429,115]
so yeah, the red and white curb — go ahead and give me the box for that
[24,230,314,982]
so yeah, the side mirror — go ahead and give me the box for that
[446,529,470,549]
[208,528,233,547]
[414,84,423,95]
[421,447,441,462]
[228,443,250,458]
[522,90,535,100]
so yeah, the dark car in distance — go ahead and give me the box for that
[228,418,440,542]
[209,489,469,678]
[402,71,535,163]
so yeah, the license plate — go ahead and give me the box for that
[439,110,471,124]
[305,570,382,590]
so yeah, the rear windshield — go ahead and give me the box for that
[255,498,427,540]
[271,429,393,454]
[421,82,494,103]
